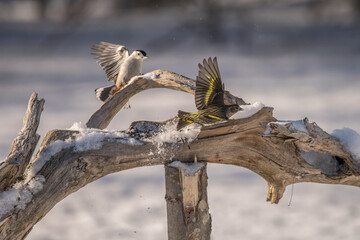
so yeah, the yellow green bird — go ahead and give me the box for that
[177,57,241,130]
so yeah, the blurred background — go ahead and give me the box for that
[1,0,360,239]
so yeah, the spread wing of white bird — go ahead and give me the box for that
[91,42,130,83]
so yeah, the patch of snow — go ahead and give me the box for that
[231,101,265,119]
[126,75,139,86]
[0,189,22,217]
[26,175,46,194]
[168,161,205,176]
[70,122,143,150]
[127,72,157,86]
[68,121,87,131]
[263,119,308,135]
[22,123,142,185]
[151,122,200,144]
[0,175,45,218]
[276,120,308,133]
[142,72,157,80]
[332,128,360,162]
[301,150,340,175]
[148,121,201,157]
[263,124,272,135]
[72,128,142,152]
[27,122,143,182]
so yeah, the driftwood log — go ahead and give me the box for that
[0,69,359,240]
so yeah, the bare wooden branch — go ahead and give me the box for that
[0,93,44,191]
[86,70,247,129]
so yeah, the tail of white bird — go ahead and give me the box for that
[95,85,117,102]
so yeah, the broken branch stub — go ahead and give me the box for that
[0,92,44,191]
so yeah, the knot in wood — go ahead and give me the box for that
[76,158,87,172]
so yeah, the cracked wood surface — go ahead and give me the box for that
[165,162,211,240]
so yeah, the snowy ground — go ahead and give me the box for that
[1,10,360,240]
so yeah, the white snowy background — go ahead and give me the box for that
[1,1,360,239]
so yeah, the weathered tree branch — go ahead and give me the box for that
[1,69,359,239]
[0,93,44,191]
[86,69,246,129]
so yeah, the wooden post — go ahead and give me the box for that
[165,161,211,240]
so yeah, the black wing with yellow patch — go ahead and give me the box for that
[201,105,227,121]
[195,57,224,110]
[176,106,227,130]
[91,42,129,83]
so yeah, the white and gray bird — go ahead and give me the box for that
[92,42,148,102]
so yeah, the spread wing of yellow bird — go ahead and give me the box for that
[195,57,225,110]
